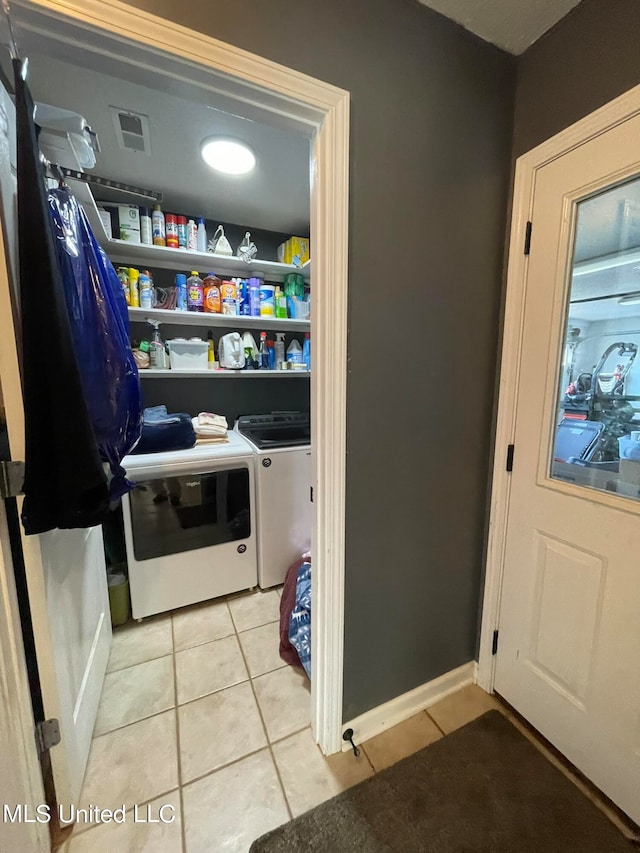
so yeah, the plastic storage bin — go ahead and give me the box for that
[167,338,208,371]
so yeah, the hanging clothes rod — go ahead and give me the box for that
[46,163,163,203]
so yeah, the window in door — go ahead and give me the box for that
[551,173,640,501]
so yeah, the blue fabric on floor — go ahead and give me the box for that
[289,561,311,678]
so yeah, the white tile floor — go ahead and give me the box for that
[61,587,316,852]
[58,589,518,852]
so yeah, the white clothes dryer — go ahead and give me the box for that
[121,432,257,619]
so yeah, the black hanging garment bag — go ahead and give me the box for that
[14,59,109,534]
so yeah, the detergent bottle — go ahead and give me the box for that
[187,271,204,312]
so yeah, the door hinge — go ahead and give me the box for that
[492,629,499,655]
[506,444,515,472]
[35,718,61,754]
[524,221,532,255]
[0,460,25,499]
[310,486,314,503]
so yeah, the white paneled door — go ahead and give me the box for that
[495,110,640,824]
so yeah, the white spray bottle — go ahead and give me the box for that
[148,320,168,369]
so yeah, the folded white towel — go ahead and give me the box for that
[197,412,228,429]
[191,414,228,437]
[195,435,229,445]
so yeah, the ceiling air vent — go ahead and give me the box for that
[110,107,151,155]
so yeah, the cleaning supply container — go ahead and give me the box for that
[197,218,208,253]
[167,338,208,371]
[286,339,303,364]
[249,278,261,317]
[302,332,311,370]
[260,284,275,316]
[176,273,188,311]
[152,204,165,246]
[203,273,222,313]
[187,271,204,312]
[108,568,130,627]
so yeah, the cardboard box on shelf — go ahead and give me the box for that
[277,236,309,267]
[102,203,141,243]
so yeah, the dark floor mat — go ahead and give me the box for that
[250,710,632,852]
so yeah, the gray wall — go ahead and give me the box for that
[515,0,640,157]
[123,0,515,720]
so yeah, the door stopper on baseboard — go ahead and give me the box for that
[342,728,360,757]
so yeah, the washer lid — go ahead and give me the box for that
[123,429,253,475]
[236,412,310,449]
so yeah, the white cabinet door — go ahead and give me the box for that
[495,111,640,824]
[0,81,110,808]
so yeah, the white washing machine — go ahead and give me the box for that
[121,431,257,619]
[235,413,311,589]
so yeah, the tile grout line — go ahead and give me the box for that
[178,726,320,792]
[68,786,182,839]
[106,648,173,676]
[424,708,447,737]
[174,674,250,711]
[233,609,294,822]
[236,617,281,636]
[358,743,377,774]
[170,612,188,853]
[180,744,277,790]
[227,589,282,634]
[108,616,257,674]
[268,723,316,748]
[93,702,176,740]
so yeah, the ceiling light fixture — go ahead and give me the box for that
[200,138,256,175]
[618,293,640,305]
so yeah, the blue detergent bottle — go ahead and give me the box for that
[176,273,188,311]
[302,332,311,370]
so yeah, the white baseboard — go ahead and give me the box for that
[342,661,476,750]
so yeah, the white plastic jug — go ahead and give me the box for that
[218,332,246,369]
[286,339,303,364]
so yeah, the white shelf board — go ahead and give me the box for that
[139,369,310,378]
[75,174,311,282]
[103,238,311,282]
[128,306,310,332]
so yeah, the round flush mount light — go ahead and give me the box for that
[200,138,256,175]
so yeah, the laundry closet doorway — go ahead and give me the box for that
[0,0,349,814]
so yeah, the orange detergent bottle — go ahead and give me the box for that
[203,273,222,313]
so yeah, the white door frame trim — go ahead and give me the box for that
[478,81,640,692]
[10,0,350,757]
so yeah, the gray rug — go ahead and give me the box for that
[250,710,633,852]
